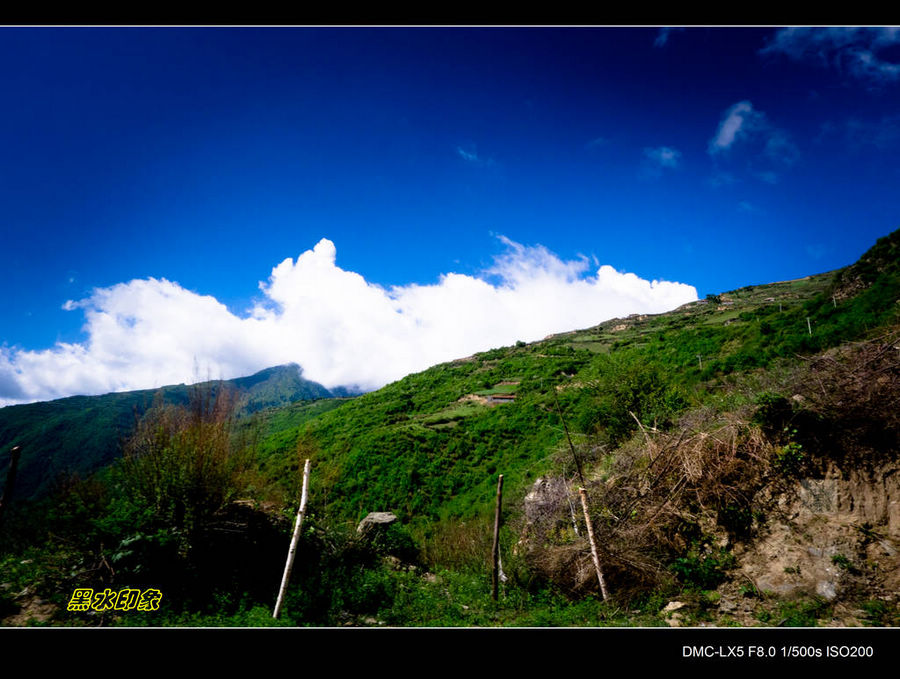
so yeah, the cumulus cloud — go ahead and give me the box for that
[761,27,900,84]
[0,238,698,406]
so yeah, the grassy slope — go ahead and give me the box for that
[261,230,900,535]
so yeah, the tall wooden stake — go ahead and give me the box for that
[273,458,311,619]
[491,474,504,601]
[807,317,812,336]
[579,487,609,601]
[0,446,22,530]
[554,392,585,486]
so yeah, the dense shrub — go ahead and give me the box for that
[110,385,253,545]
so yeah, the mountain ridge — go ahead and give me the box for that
[0,363,340,500]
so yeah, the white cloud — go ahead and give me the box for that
[456,144,494,166]
[457,146,479,162]
[0,238,698,406]
[708,101,767,154]
[643,146,681,169]
[708,101,799,183]
[761,27,900,85]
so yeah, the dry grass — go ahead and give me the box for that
[419,514,495,573]
[519,406,777,598]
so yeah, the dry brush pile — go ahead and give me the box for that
[518,326,900,600]
[518,409,778,598]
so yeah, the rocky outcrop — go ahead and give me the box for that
[735,461,900,606]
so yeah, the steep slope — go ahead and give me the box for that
[259,228,900,535]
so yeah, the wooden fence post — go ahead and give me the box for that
[0,446,22,530]
[491,474,504,601]
[579,487,609,601]
[273,458,311,619]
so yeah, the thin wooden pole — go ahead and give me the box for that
[554,392,585,486]
[491,474,504,601]
[579,487,609,601]
[0,446,22,530]
[807,317,812,336]
[273,458,311,619]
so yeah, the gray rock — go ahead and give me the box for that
[357,511,399,535]
[816,580,838,601]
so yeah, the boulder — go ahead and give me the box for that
[356,511,399,536]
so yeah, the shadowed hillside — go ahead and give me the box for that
[0,364,338,500]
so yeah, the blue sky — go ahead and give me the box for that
[1,27,898,404]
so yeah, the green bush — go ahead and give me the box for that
[773,434,805,476]
[575,352,687,445]
[110,385,253,546]
[670,545,735,589]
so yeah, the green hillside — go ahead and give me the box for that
[265,242,897,529]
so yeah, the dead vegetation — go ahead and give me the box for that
[793,328,900,471]
[518,326,900,610]
[519,408,778,598]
